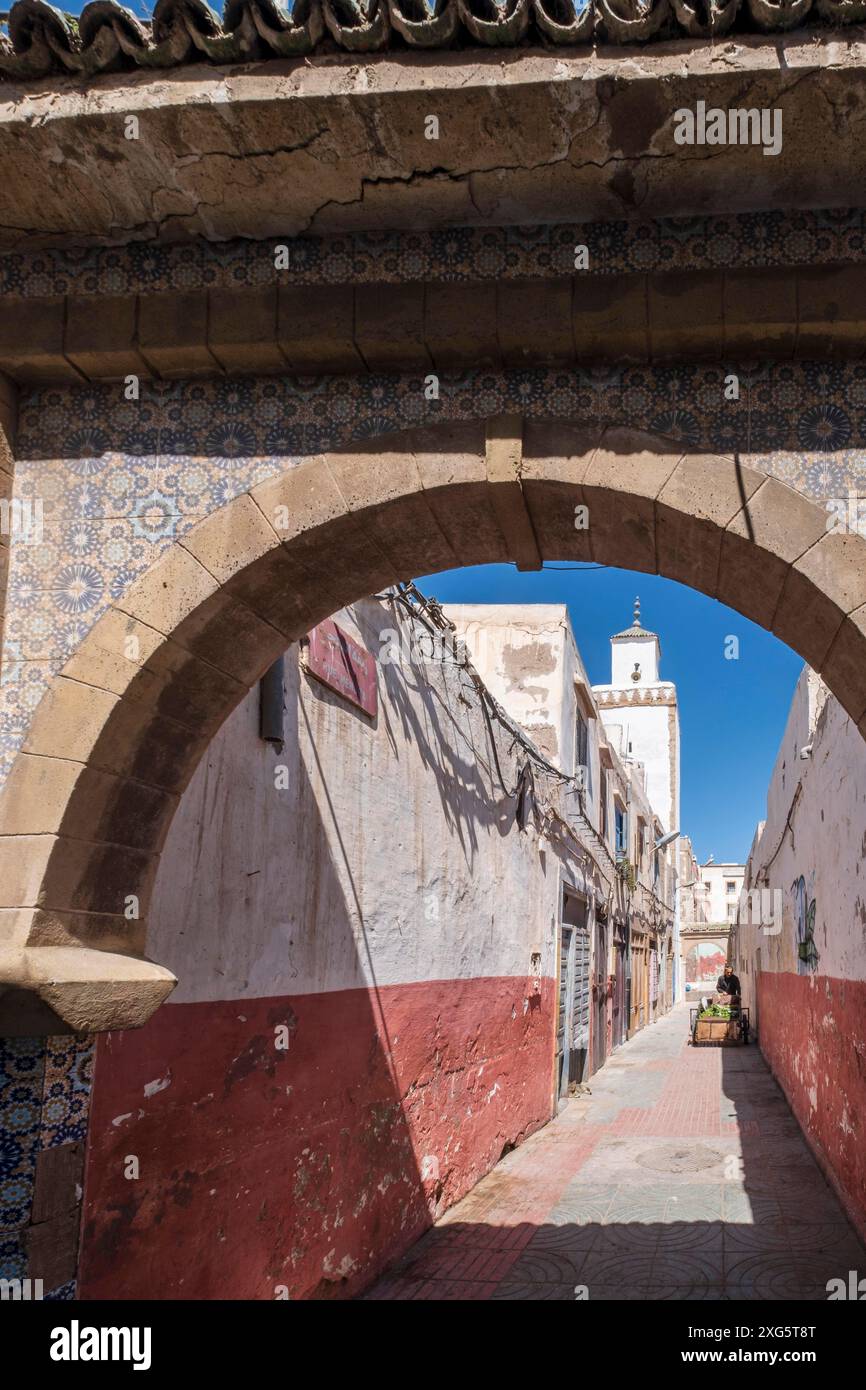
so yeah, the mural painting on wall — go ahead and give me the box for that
[685,943,727,985]
[792,875,819,975]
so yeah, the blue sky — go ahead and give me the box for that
[43,1,154,14]
[53,2,153,13]
[418,562,803,865]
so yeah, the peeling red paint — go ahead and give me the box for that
[78,975,555,1300]
[757,970,866,1242]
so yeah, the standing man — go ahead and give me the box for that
[716,963,741,1005]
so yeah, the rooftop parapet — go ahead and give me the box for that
[1,0,864,83]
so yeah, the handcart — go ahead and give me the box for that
[690,1003,750,1046]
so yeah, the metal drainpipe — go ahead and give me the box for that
[259,656,285,749]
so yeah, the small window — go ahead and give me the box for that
[726,880,737,894]
[574,710,591,795]
[615,806,627,857]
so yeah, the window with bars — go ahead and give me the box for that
[574,709,591,797]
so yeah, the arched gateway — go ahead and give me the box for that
[1,416,865,1035]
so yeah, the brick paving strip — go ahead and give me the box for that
[365,1003,866,1301]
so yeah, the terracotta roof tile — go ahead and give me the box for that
[0,0,862,84]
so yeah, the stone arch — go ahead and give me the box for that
[682,937,731,987]
[2,418,865,1034]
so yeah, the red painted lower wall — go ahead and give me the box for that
[757,970,866,1242]
[78,975,555,1300]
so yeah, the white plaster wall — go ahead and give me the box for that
[611,633,660,687]
[699,864,745,923]
[148,599,571,1005]
[448,605,570,770]
[451,605,608,838]
[596,700,678,833]
[739,667,866,990]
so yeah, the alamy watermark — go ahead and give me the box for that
[0,496,43,546]
[0,1277,43,1300]
[378,627,468,668]
[735,887,782,935]
[674,101,782,158]
[825,493,866,537]
[49,1320,152,1371]
[827,1270,866,1299]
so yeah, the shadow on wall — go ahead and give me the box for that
[376,617,521,861]
[76,730,431,1301]
[75,620,554,1300]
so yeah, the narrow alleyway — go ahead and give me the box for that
[366,1004,866,1300]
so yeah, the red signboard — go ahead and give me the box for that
[304,619,378,718]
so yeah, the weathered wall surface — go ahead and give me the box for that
[737,669,866,1241]
[76,598,564,1300]
[594,618,680,837]
[5,36,866,247]
[450,605,575,775]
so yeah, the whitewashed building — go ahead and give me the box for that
[452,603,677,1048]
[592,600,682,997]
[699,861,746,925]
[734,667,866,1246]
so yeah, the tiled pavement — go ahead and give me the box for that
[365,1003,866,1301]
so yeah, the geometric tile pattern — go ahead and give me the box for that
[0,1037,44,1239]
[5,208,866,298]
[18,363,866,465]
[365,1007,866,1300]
[41,1037,94,1150]
[0,1034,92,1295]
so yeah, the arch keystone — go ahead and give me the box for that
[484,414,541,572]
[520,421,603,560]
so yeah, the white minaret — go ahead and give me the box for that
[592,597,680,835]
[610,596,661,687]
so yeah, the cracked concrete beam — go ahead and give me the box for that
[485,414,542,573]
[794,266,866,358]
[648,272,725,362]
[3,37,866,248]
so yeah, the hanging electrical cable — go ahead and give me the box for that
[372,578,674,921]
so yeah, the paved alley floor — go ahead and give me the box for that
[365,1003,866,1300]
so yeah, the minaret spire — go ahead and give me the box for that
[634,595,641,629]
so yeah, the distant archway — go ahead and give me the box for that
[684,940,730,986]
[2,418,864,1033]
